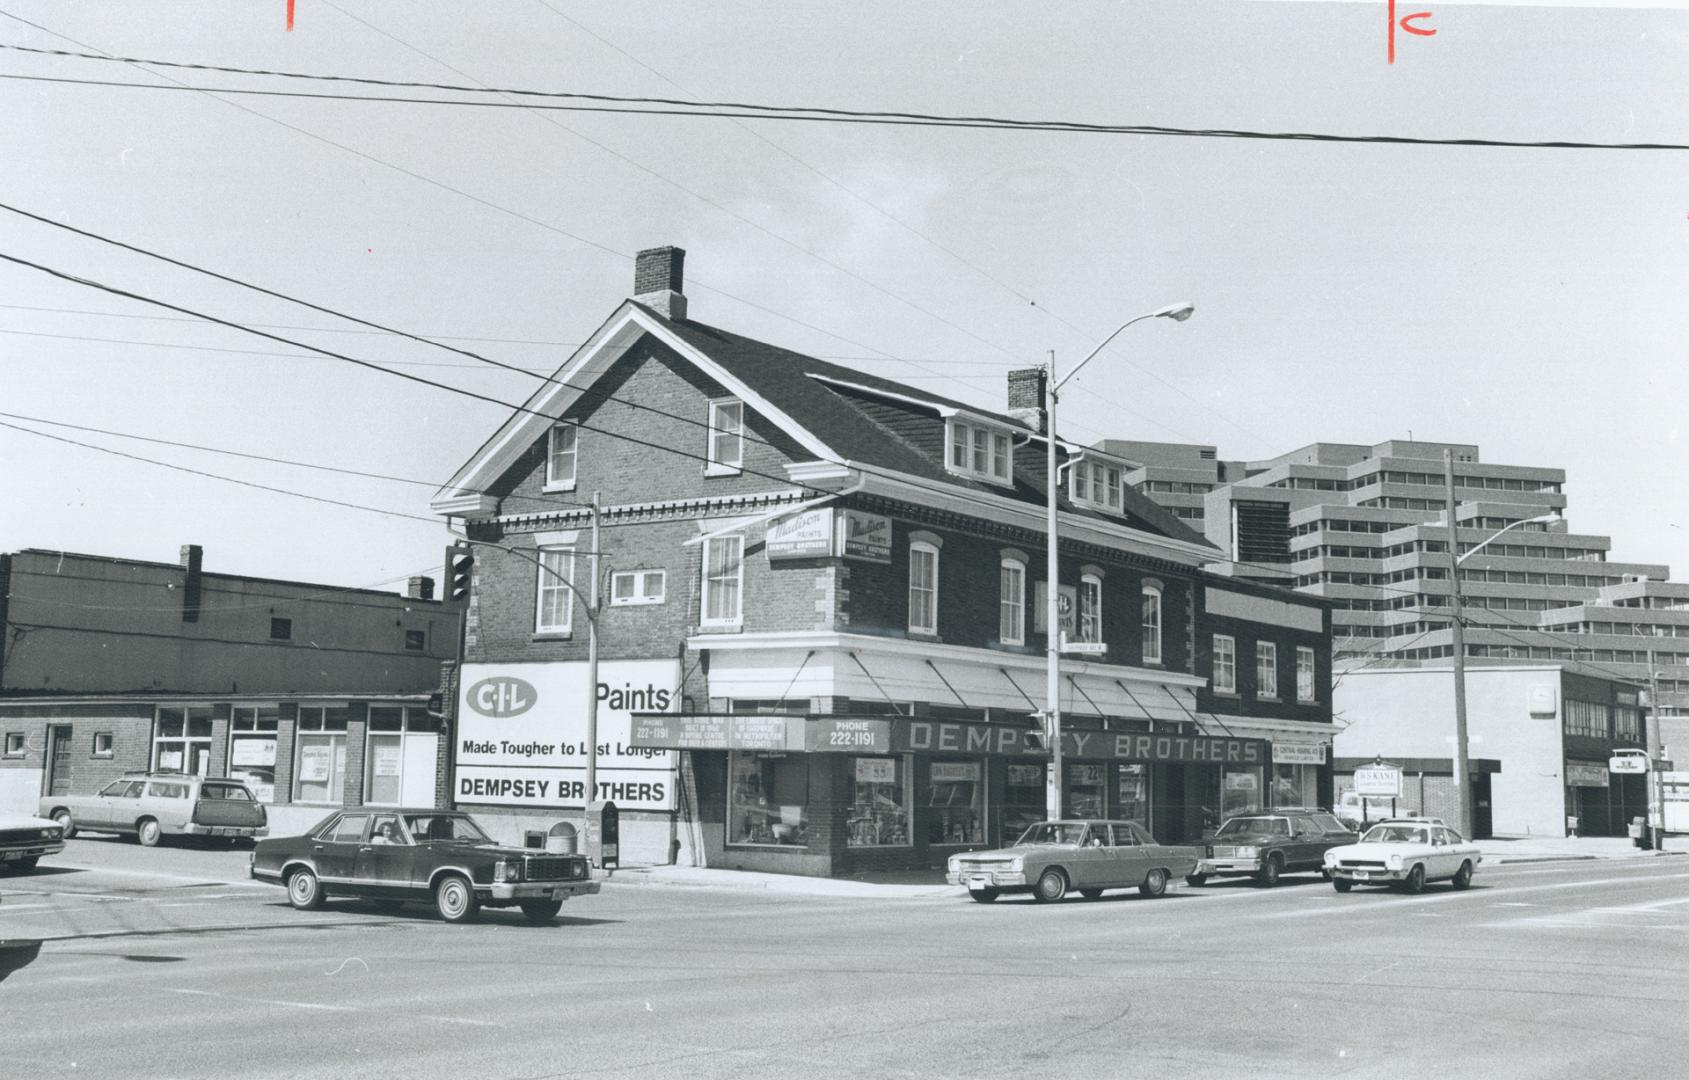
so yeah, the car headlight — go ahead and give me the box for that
[1005,857,1023,873]
[1235,845,1260,858]
[1322,852,1336,866]
[43,827,62,841]
[1387,854,1403,870]
[493,860,521,883]
[947,856,960,873]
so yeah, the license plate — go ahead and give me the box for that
[550,888,565,900]
[1,851,20,861]
[968,875,991,889]
[1352,871,1370,880]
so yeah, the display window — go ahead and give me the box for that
[1223,766,1263,819]
[729,751,809,846]
[365,706,441,806]
[154,706,213,776]
[1001,762,1047,841]
[1065,763,1107,819]
[847,755,911,846]
[1118,764,1150,827]
[228,706,280,801]
[927,760,984,846]
[295,706,349,805]
[1271,763,1314,808]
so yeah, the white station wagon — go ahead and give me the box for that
[41,772,268,847]
[1322,818,1481,894]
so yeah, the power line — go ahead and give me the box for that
[0,327,557,371]
[0,301,576,344]
[3,42,1685,150]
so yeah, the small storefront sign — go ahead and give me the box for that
[838,510,892,563]
[298,745,332,783]
[1032,582,1078,637]
[231,738,277,767]
[854,757,896,783]
[931,762,981,783]
[372,743,404,777]
[1272,742,1327,765]
[1610,752,1649,774]
[1566,762,1610,788]
[1353,765,1403,798]
[628,714,892,754]
[767,508,836,560]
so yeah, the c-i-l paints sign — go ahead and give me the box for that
[455,659,680,811]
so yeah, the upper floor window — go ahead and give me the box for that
[1296,646,1316,702]
[1141,585,1162,665]
[535,547,576,634]
[404,629,427,652]
[707,399,744,475]
[946,419,1012,484]
[612,569,666,607]
[701,536,744,626]
[1079,574,1104,645]
[1071,460,1124,512]
[999,557,1025,645]
[1213,635,1236,694]
[546,422,578,490]
[909,542,939,635]
[270,617,292,641]
[1257,641,1279,699]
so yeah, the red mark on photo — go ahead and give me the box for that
[287,0,295,32]
[1388,0,1436,64]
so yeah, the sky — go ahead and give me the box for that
[2,0,1685,594]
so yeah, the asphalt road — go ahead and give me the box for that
[4,837,1687,1080]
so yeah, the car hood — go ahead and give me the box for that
[951,844,1076,861]
[1326,841,1433,859]
[1,814,61,829]
[1210,831,1284,843]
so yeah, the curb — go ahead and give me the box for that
[601,870,960,899]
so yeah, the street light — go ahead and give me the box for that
[1043,301,1195,822]
[1443,447,1561,839]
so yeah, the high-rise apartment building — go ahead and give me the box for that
[1105,439,1689,753]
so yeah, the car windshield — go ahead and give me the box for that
[1362,825,1429,844]
[1014,823,1087,846]
[403,813,494,844]
[1217,817,1288,837]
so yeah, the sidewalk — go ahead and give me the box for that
[603,864,959,899]
[1475,835,1678,863]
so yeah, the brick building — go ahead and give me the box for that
[431,248,1338,876]
[0,545,457,834]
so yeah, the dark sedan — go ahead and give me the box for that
[251,809,599,923]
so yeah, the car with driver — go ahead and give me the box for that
[1323,817,1481,894]
[946,819,1199,903]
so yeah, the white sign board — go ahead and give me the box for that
[854,757,897,784]
[1353,765,1403,798]
[1273,742,1327,765]
[767,508,835,560]
[456,659,680,811]
[1609,753,1649,774]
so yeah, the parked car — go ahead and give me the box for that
[39,772,267,846]
[250,808,599,923]
[945,819,1200,903]
[1323,818,1481,893]
[1188,808,1357,887]
[0,812,66,872]
[1334,790,1412,832]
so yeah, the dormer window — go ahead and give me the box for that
[1070,459,1123,512]
[545,422,578,491]
[946,419,1012,484]
[707,399,743,476]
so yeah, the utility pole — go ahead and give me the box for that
[1647,648,1663,850]
[1044,350,1064,822]
[584,492,602,807]
[1443,450,1474,839]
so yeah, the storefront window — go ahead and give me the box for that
[1223,766,1262,819]
[927,760,983,845]
[1064,763,1106,818]
[729,751,809,846]
[154,706,213,775]
[1271,763,1313,808]
[228,706,279,802]
[295,706,348,804]
[847,755,911,846]
[1118,764,1150,827]
[365,706,441,806]
[1001,763,1047,841]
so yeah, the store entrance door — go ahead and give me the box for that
[47,725,73,796]
[1471,774,1493,839]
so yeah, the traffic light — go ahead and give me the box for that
[447,545,474,602]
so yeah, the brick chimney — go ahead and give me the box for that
[633,246,687,320]
[406,576,436,601]
[1007,368,1047,432]
[179,544,203,623]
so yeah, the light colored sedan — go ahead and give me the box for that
[1322,818,1482,894]
[946,819,1200,903]
[0,812,66,872]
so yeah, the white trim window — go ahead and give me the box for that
[611,569,666,607]
[1141,585,1162,664]
[908,542,939,635]
[545,421,578,490]
[1071,460,1124,512]
[1079,574,1104,645]
[945,419,1012,484]
[1257,641,1279,699]
[1297,646,1316,702]
[701,536,744,626]
[1213,634,1236,694]
[999,558,1026,645]
[535,547,576,634]
[706,398,744,475]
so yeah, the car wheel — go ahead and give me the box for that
[52,810,76,840]
[287,867,325,911]
[1401,863,1426,895]
[1452,860,1474,890]
[1032,868,1068,903]
[136,818,162,848]
[968,888,999,904]
[434,875,480,923]
[519,898,564,923]
[1079,888,1104,899]
[1185,873,1209,887]
[1139,868,1169,898]
[1333,879,1353,893]
[1255,855,1282,887]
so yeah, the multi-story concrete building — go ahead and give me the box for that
[0,545,457,832]
[1109,439,1687,756]
[430,247,1339,877]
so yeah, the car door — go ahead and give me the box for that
[354,814,418,894]
[310,813,369,885]
[1436,827,1468,877]
[1106,823,1152,886]
[1286,816,1324,870]
[82,779,131,828]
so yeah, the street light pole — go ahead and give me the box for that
[1646,648,1663,850]
[1442,450,1473,839]
[1042,302,1194,823]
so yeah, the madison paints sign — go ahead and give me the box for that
[455,659,680,811]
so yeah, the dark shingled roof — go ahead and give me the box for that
[639,303,1212,549]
